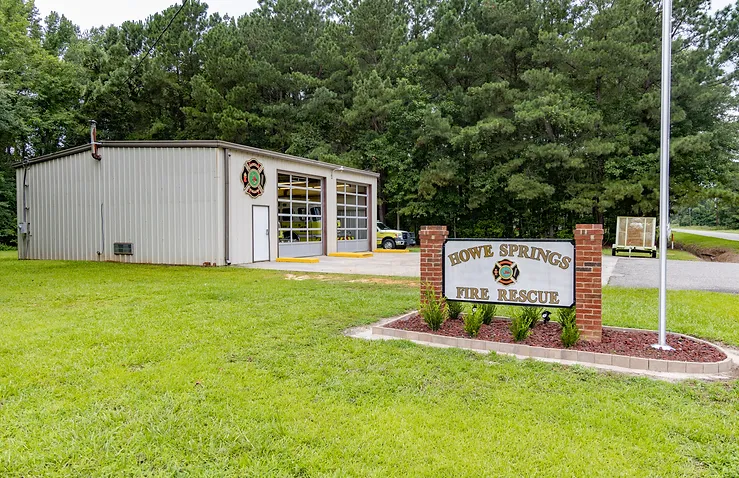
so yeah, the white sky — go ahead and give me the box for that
[33,0,260,31]
[33,0,738,32]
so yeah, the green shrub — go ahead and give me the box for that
[509,313,531,341]
[557,307,580,347]
[520,306,542,329]
[420,283,446,331]
[480,304,496,325]
[464,307,484,338]
[446,300,465,320]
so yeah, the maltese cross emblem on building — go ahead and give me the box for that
[242,159,265,198]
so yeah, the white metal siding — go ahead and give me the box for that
[18,147,224,265]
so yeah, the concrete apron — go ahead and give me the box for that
[345,312,739,382]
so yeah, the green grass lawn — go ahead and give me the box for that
[673,231,739,253]
[602,246,700,261]
[1,251,738,476]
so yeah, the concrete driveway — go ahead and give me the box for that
[244,251,739,293]
[673,228,739,242]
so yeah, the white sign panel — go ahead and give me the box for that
[443,239,575,308]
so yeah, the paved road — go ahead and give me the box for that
[673,228,739,242]
[607,257,739,293]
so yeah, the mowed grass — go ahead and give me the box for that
[1,252,738,476]
[673,231,739,253]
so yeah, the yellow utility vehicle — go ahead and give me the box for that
[376,222,415,250]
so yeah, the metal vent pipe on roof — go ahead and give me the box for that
[90,120,102,160]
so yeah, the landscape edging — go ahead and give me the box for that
[371,311,735,375]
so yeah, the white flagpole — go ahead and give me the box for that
[654,0,674,351]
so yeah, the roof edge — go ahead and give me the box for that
[13,140,380,178]
[12,144,92,168]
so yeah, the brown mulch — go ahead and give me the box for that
[386,314,726,363]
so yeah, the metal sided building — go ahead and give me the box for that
[15,141,379,266]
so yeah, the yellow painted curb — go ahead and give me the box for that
[328,252,373,258]
[372,249,410,254]
[276,257,320,263]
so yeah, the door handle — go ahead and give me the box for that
[266,229,269,235]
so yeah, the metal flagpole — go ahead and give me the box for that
[653,0,674,351]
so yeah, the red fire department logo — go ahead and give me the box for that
[242,159,265,198]
[493,259,519,286]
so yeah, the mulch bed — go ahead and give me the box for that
[386,314,726,362]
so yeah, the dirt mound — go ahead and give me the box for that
[675,243,739,263]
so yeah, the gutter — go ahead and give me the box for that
[13,140,380,178]
[224,148,231,265]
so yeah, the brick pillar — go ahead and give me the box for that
[419,226,448,302]
[575,224,604,342]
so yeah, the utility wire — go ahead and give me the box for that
[127,0,189,86]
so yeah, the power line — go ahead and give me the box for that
[127,0,189,86]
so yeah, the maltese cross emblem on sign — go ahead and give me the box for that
[493,259,519,286]
[241,159,265,198]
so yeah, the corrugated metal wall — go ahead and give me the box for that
[17,147,225,265]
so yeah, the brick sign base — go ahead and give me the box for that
[419,225,603,342]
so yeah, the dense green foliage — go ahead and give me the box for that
[510,305,541,340]
[446,299,465,320]
[420,282,446,330]
[1,0,738,245]
[480,303,496,325]
[2,251,739,475]
[463,305,484,337]
[557,306,580,347]
[675,170,739,229]
[509,313,531,341]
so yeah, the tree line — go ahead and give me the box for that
[1,0,738,246]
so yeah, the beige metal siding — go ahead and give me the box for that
[18,147,224,265]
[17,151,102,261]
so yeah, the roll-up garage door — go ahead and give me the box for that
[337,182,369,252]
[278,173,324,257]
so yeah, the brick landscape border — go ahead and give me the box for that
[371,312,734,375]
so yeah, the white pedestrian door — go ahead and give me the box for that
[253,206,270,262]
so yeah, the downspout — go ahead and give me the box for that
[224,148,231,265]
[97,203,104,258]
[21,159,29,260]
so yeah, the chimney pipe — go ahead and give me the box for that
[90,120,102,160]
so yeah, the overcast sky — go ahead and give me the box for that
[33,0,260,30]
[33,0,737,31]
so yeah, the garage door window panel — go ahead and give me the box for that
[337,181,369,252]
[278,173,324,256]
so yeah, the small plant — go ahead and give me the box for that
[464,306,484,338]
[520,306,542,329]
[446,300,465,320]
[420,283,446,331]
[509,313,531,341]
[558,307,580,348]
[480,304,496,325]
